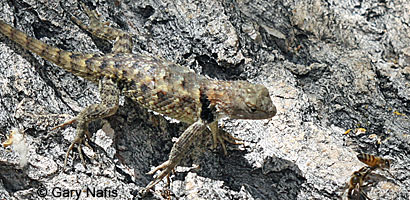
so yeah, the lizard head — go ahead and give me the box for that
[228,82,276,119]
[208,81,276,120]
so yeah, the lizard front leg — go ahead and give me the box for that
[142,120,207,193]
[54,78,119,167]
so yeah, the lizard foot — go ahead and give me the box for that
[51,117,93,168]
[218,130,243,155]
[211,127,243,155]
[140,160,177,194]
[64,127,93,168]
[147,160,176,189]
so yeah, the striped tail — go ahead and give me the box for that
[0,20,101,81]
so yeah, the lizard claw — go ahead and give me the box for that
[141,160,176,193]
[51,117,92,168]
[63,128,93,168]
[212,128,243,155]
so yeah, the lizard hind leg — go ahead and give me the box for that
[70,3,133,54]
[63,78,119,168]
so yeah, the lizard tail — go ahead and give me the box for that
[0,20,101,81]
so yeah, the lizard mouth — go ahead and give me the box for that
[230,105,277,120]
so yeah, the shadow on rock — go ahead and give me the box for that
[197,153,306,199]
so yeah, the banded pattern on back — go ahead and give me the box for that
[83,54,204,123]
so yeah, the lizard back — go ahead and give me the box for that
[87,53,204,124]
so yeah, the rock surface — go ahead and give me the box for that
[0,0,409,199]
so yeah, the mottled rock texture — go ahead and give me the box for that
[0,0,409,199]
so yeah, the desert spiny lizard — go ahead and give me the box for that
[0,3,276,193]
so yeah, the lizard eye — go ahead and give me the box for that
[250,107,257,112]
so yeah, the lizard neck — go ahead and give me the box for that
[200,80,235,121]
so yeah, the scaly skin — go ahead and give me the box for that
[0,3,276,193]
